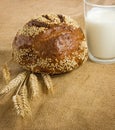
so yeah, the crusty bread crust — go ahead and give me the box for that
[12,14,88,74]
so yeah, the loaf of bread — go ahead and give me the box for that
[12,14,88,74]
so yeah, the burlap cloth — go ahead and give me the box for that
[0,0,115,130]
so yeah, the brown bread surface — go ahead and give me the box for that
[12,14,88,74]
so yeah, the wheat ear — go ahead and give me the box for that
[28,73,41,100]
[19,83,32,117]
[2,63,11,84]
[12,72,32,118]
[13,84,32,118]
[0,71,27,95]
[41,73,53,93]
[12,95,25,117]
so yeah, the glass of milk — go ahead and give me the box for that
[84,0,115,64]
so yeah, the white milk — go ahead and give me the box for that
[86,8,115,59]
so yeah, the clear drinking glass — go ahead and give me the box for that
[84,0,115,64]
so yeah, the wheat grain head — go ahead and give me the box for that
[19,83,32,117]
[28,73,41,100]
[13,84,32,118]
[41,73,53,93]
[12,95,25,117]
[0,71,27,95]
[2,63,11,84]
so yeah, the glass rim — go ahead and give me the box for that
[84,0,115,8]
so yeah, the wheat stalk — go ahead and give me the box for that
[2,63,11,84]
[0,71,27,95]
[28,73,41,100]
[41,73,53,93]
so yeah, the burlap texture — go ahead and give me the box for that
[0,0,115,130]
